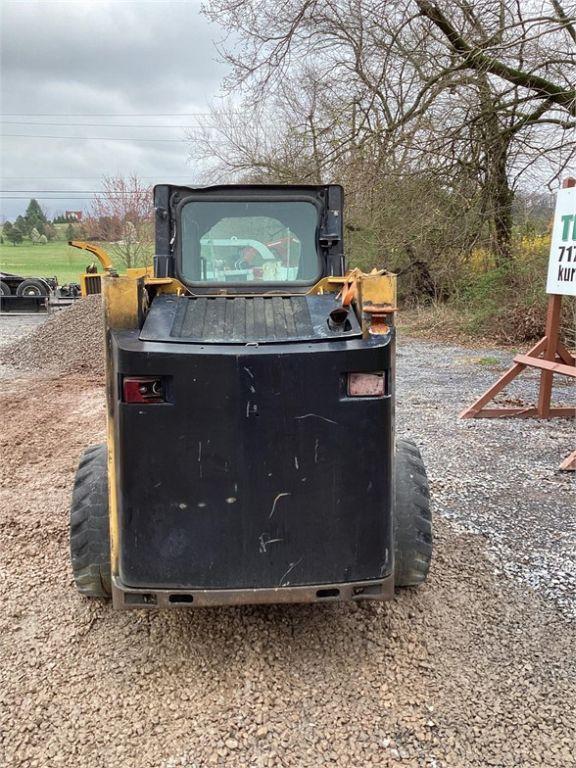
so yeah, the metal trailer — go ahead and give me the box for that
[0,272,55,313]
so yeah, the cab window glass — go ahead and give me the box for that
[180,200,320,284]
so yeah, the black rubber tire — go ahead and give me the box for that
[0,280,11,296]
[16,278,49,297]
[394,438,432,587]
[70,444,111,598]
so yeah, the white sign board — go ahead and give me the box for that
[546,185,576,296]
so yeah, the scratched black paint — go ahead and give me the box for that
[112,329,394,590]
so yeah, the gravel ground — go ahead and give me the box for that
[0,295,104,378]
[0,314,50,350]
[0,320,575,768]
[396,340,575,620]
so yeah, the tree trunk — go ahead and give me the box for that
[476,74,514,265]
[490,148,514,265]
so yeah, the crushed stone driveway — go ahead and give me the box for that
[0,330,574,768]
[397,339,575,620]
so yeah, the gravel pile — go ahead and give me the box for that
[0,295,105,377]
[0,333,575,768]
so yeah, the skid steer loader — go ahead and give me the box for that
[70,184,432,608]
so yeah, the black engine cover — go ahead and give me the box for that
[140,293,362,344]
[112,324,394,590]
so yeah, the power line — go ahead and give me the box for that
[1,190,150,194]
[1,134,202,143]
[1,121,214,128]
[0,195,92,202]
[0,197,100,200]
[1,186,200,201]
[0,112,234,117]
[1,175,196,180]
[0,196,142,200]
[6,0,200,4]
[7,2,209,6]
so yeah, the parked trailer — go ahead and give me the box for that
[1,271,55,297]
[0,272,81,313]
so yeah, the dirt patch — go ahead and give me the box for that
[1,370,575,768]
[0,295,104,378]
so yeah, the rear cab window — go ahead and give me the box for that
[179,199,321,286]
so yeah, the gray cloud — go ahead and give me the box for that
[1,0,229,219]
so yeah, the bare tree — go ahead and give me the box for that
[202,0,576,262]
[414,1,576,260]
[417,1,576,116]
[88,175,154,269]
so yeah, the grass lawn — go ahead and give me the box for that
[0,241,118,284]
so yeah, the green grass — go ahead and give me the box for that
[0,240,118,284]
[475,355,501,366]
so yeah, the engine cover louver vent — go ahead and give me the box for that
[140,295,362,344]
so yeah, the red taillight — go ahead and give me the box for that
[122,377,164,403]
[347,372,386,397]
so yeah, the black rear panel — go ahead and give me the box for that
[140,294,362,344]
[112,330,394,590]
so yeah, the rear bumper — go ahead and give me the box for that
[111,574,394,609]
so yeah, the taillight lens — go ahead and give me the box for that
[347,372,386,397]
[122,377,164,403]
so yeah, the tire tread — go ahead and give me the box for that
[69,444,111,598]
[394,438,433,588]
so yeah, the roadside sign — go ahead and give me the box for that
[546,185,576,295]
[462,177,575,445]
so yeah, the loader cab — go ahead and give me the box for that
[153,184,345,290]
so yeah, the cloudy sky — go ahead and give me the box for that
[0,0,231,220]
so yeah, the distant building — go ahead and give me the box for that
[65,211,83,221]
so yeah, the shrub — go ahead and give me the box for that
[6,225,23,246]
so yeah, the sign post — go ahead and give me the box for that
[460,178,575,446]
